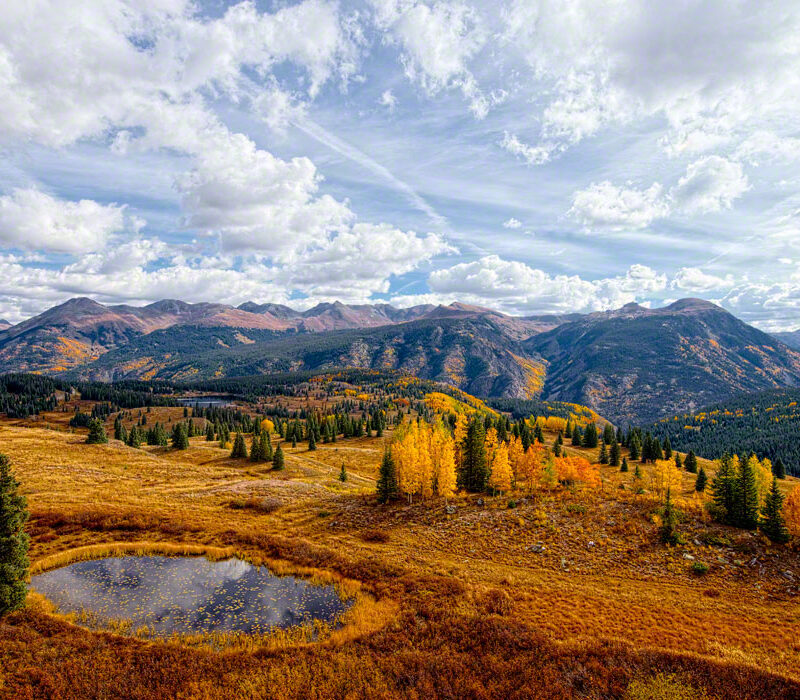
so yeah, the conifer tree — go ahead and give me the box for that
[377,447,398,503]
[629,436,640,461]
[155,423,168,447]
[602,424,614,445]
[338,463,347,482]
[599,442,608,464]
[231,431,248,459]
[711,454,737,522]
[685,450,698,474]
[273,445,285,470]
[620,456,629,472]
[126,426,141,449]
[674,453,683,470]
[582,423,598,448]
[610,440,621,467]
[119,423,128,444]
[663,436,672,460]
[206,424,215,441]
[461,419,488,492]
[261,432,273,461]
[114,416,123,441]
[773,457,787,480]
[308,431,316,451]
[695,466,707,492]
[0,454,29,617]
[291,435,297,448]
[652,436,664,461]
[571,424,582,446]
[172,423,189,450]
[760,477,789,543]
[736,454,760,529]
[86,419,108,444]
[250,433,263,462]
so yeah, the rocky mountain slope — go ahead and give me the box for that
[525,298,800,424]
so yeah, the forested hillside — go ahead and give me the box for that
[650,388,800,476]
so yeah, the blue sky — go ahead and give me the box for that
[2,0,800,330]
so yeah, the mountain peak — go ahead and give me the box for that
[665,298,722,312]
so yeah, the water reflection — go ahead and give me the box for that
[31,556,351,636]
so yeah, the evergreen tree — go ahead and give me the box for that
[571,424,582,446]
[599,443,608,464]
[610,440,621,467]
[660,489,680,544]
[126,426,141,448]
[273,445,285,470]
[114,416,123,441]
[620,456,629,472]
[260,432,273,462]
[685,450,698,474]
[172,423,189,450]
[376,447,398,504]
[629,436,640,461]
[695,466,707,492]
[736,455,760,529]
[652,435,664,461]
[533,423,544,444]
[760,477,789,543]
[634,463,642,480]
[206,424,215,442]
[86,419,108,444]
[582,423,598,448]
[250,433,263,462]
[461,419,488,492]
[338,463,348,482]
[231,431,248,459]
[0,454,29,617]
[674,453,683,470]
[119,423,128,444]
[291,435,297,449]
[711,454,737,523]
[603,423,615,445]
[155,423,168,447]
[308,431,316,451]
[663,436,672,460]
[773,457,787,480]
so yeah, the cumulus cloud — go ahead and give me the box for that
[671,267,734,292]
[0,188,131,253]
[670,156,750,214]
[569,181,669,229]
[502,217,522,229]
[499,132,557,166]
[379,89,397,110]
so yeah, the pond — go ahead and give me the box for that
[30,556,351,637]
[175,396,233,408]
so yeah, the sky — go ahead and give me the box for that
[2,1,800,330]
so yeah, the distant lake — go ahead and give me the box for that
[30,556,351,637]
[175,396,233,408]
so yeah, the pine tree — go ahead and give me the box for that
[660,489,680,544]
[760,477,789,543]
[629,436,640,461]
[685,450,698,474]
[462,419,488,492]
[610,440,621,467]
[695,466,707,492]
[308,431,316,451]
[620,456,629,472]
[231,431,248,459]
[736,454,760,529]
[599,443,608,464]
[711,454,737,523]
[273,445,285,470]
[205,424,215,442]
[291,435,297,448]
[260,432,273,462]
[663,436,672,460]
[172,423,189,450]
[582,423,598,448]
[114,416,123,441]
[86,419,108,444]
[0,454,29,617]
[571,424,582,446]
[377,447,398,504]
[338,463,348,482]
[126,426,140,448]
[250,433,263,462]
[652,436,664,461]
[674,453,683,470]
[773,457,787,480]
[603,424,615,445]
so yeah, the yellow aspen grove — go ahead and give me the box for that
[651,459,683,498]
[784,486,800,536]
[484,427,498,472]
[437,440,457,501]
[507,436,524,486]
[392,427,421,503]
[453,413,468,469]
[753,456,773,502]
[517,443,547,492]
[260,418,274,434]
[544,416,567,433]
[489,442,512,494]
[416,422,434,499]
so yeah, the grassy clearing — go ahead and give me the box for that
[1,415,799,698]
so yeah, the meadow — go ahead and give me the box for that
[1,397,799,699]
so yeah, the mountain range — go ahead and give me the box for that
[1,296,799,424]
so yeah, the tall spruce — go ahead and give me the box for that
[736,456,760,529]
[461,419,488,492]
[376,447,398,504]
[582,423,598,448]
[250,433,263,462]
[773,458,787,480]
[230,431,248,459]
[0,454,29,617]
[86,419,108,444]
[273,445,285,470]
[685,450,698,474]
[695,466,707,492]
[172,423,189,450]
[760,477,789,543]
[610,440,621,467]
[711,454,737,523]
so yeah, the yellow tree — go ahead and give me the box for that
[260,418,274,434]
[393,427,420,503]
[416,422,434,499]
[437,439,457,501]
[488,442,512,494]
[484,427,498,472]
[453,413,468,472]
[785,486,800,537]
[507,436,524,486]
[651,459,683,499]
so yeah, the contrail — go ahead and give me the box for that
[292,117,450,232]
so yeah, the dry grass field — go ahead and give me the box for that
[1,404,799,699]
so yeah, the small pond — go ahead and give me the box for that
[175,396,233,408]
[30,556,351,637]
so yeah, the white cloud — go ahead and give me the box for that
[379,89,397,110]
[672,267,734,292]
[735,131,800,166]
[426,255,665,314]
[0,188,130,253]
[569,181,669,229]
[670,155,749,214]
[502,217,522,229]
[371,0,490,118]
[499,131,557,166]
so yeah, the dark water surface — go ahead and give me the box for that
[31,556,351,636]
[175,396,233,408]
